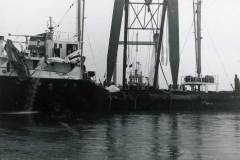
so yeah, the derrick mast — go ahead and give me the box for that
[194,0,202,78]
[106,0,180,90]
[181,0,218,92]
[77,0,85,56]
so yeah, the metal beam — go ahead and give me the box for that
[106,0,125,83]
[153,0,167,89]
[129,2,163,5]
[168,0,180,89]
[122,0,129,87]
[81,0,85,56]
[77,0,81,44]
[128,28,161,30]
[119,41,155,45]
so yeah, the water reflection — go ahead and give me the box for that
[150,115,161,160]
[1,112,240,159]
[168,114,180,160]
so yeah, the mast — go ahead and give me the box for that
[46,16,54,58]
[81,0,85,56]
[122,0,129,88]
[194,0,202,77]
[77,0,82,50]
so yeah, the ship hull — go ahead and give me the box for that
[0,76,109,114]
[109,90,240,111]
[2,76,240,115]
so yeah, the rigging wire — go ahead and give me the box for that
[128,5,136,67]
[180,21,194,56]
[56,0,77,28]
[178,21,194,73]
[160,13,169,87]
[205,28,234,89]
[135,3,139,67]
[156,0,160,27]
[202,0,233,89]
[149,4,169,88]
[127,12,132,66]
[144,32,152,76]
[85,29,100,81]
[165,15,169,66]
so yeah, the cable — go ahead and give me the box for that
[178,21,194,73]
[165,15,169,66]
[56,0,77,28]
[159,14,169,88]
[205,28,233,89]
[180,21,194,56]
[156,4,169,87]
[147,3,169,88]
[144,33,152,76]
[160,59,169,87]
[85,29,100,81]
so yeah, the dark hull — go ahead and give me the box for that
[0,77,109,114]
[109,90,240,111]
[1,76,240,115]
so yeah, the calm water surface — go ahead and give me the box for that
[1,111,240,160]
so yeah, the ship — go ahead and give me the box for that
[0,0,108,115]
[105,0,240,111]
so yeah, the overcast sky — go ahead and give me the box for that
[0,0,240,90]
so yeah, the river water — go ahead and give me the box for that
[0,111,240,160]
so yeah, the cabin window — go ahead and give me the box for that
[33,60,38,69]
[7,62,10,72]
[73,45,77,51]
[54,48,60,57]
[67,44,75,55]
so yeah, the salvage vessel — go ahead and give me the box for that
[105,0,240,111]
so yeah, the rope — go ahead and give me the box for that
[165,16,169,66]
[160,59,169,87]
[144,33,152,76]
[85,29,100,81]
[56,0,77,28]
[161,15,169,87]
[180,22,194,56]
[178,21,194,72]
[205,28,233,89]
[149,4,169,87]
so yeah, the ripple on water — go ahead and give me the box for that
[0,112,240,159]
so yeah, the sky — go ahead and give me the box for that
[0,0,240,90]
